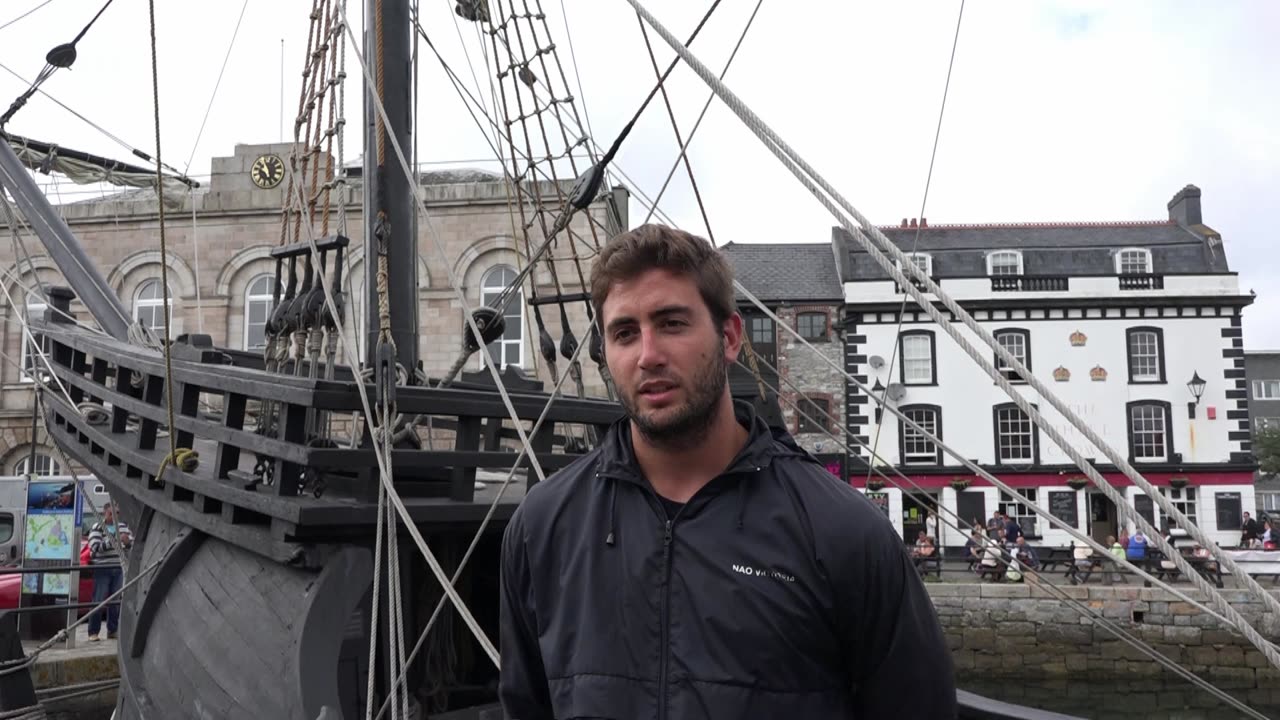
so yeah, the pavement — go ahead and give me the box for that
[22,623,119,689]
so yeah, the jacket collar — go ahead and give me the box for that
[596,399,798,486]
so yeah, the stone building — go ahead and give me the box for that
[0,142,626,474]
[1244,350,1280,514]
[722,241,847,477]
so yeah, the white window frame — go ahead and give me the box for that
[900,332,934,385]
[1254,380,1280,400]
[900,406,940,465]
[15,453,60,477]
[995,405,1035,464]
[1115,248,1152,275]
[998,488,1039,536]
[132,279,172,334]
[1130,403,1169,462]
[480,265,524,369]
[1260,492,1280,514]
[1128,329,1163,383]
[1160,487,1198,528]
[898,252,932,278]
[987,250,1023,276]
[243,274,277,351]
[19,299,47,384]
[994,329,1030,382]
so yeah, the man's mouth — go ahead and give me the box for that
[638,380,678,397]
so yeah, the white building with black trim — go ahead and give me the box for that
[834,185,1257,549]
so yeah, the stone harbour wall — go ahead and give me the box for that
[928,583,1280,704]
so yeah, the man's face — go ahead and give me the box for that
[601,268,742,446]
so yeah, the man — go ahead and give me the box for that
[499,225,955,718]
[1242,511,1261,547]
[1013,536,1039,571]
[86,503,129,641]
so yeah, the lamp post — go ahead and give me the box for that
[1187,371,1207,419]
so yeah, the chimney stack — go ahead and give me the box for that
[1167,184,1202,226]
[909,218,918,228]
[920,217,927,228]
[901,218,909,228]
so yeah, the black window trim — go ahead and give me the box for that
[1126,399,1174,463]
[899,404,943,466]
[796,311,830,343]
[993,327,1032,384]
[992,401,1040,466]
[1126,326,1167,385]
[796,395,831,435]
[898,329,937,386]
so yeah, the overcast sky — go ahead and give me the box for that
[1,0,1276,348]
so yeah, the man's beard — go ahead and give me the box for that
[621,338,728,451]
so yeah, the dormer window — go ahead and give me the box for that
[1115,248,1152,275]
[987,250,1022,276]
[898,252,932,278]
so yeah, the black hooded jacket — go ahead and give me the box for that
[499,402,956,719]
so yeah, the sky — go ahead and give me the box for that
[0,0,1276,348]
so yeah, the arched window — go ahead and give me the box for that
[1115,248,1152,275]
[480,265,524,368]
[987,250,1023,276]
[16,452,60,477]
[132,279,172,333]
[244,274,278,350]
[20,294,47,383]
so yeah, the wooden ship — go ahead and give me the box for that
[0,0,1173,718]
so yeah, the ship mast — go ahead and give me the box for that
[363,0,419,378]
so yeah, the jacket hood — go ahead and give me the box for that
[594,399,805,484]
[592,399,818,546]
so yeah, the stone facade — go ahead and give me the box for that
[774,305,846,458]
[930,582,1280,704]
[0,142,627,473]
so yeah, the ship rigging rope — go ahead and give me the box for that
[145,0,186,482]
[0,542,173,677]
[749,369,1269,717]
[373,299,599,720]
[735,280,1280,671]
[736,352,1251,633]
[625,0,1280,644]
[0,0,116,129]
[867,0,965,487]
[0,0,55,35]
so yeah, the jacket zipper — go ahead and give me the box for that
[659,518,674,720]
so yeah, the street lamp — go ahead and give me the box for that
[1187,371,1206,419]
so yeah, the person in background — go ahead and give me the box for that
[1003,514,1023,546]
[1241,512,1261,547]
[1014,537,1039,572]
[1118,529,1130,550]
[86,503,129,641]
[964,531,984,573]
[1067,541,1094,585]
[1262,520,1277,549]
[1106,535,1126,585]
[1126,530,1148,563]
[925,510,938,544]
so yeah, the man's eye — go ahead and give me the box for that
[613,329,635,343]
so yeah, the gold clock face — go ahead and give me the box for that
[250,154,284,189]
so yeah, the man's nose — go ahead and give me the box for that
[637,328,666,369]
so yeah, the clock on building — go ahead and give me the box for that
[250,154,285,189]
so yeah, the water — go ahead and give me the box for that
[960,674,1280,719]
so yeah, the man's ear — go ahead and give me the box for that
[722,311,744,362]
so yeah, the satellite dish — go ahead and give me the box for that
[886,383,906,402]
[869,355,886,370]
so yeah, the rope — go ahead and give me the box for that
[626,0,1280,654]
[0,544,172,677]
[373,305,598,720]
[640,0,763,227]
[866,0,965,484]
[146,0,180,471]
[362,480,385,720]
[735,281,1280,671]
[0,1,54,34]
